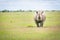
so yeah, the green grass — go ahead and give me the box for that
[0,12,60,27]
[0,11,60,28]
[0,11,60,40]
[0,12,35,28]
[44,11,60,27]
[0,28,60,40]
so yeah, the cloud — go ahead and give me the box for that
[0,0,60,10]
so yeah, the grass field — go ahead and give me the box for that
[0,11,60,40]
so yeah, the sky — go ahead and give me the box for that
[0,0,60,10]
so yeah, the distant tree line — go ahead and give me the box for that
[0,9,60,12]
[1,10,9,12]
[0,9,34,12]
